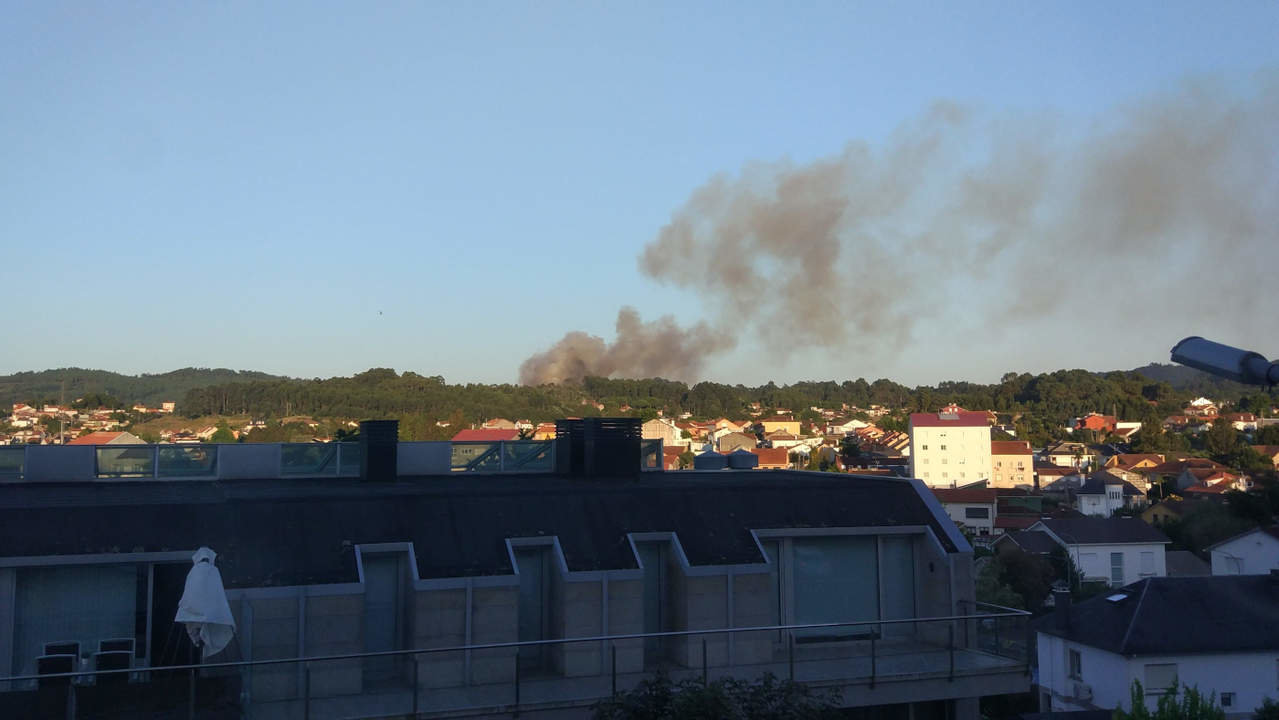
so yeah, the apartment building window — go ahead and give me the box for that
[921,445,928,450]
[1221,693,1235,709]
[965,507,990,519]
[1110,553,1125,586]
[1144,663,1177,694]
[923,472,930,478]
[922,458,929,464]
[940,445,947,451]
[942,472,949,478]
[941,459,948,464]
[995,461,1002,468]
[1068,648,1082,679]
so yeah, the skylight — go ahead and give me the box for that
[1106,593,1128,602]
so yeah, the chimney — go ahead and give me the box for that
[359,420,398,482]
[555,418,641,478]
[1052,589,1072,633]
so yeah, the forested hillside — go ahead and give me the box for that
[0,368,288,407]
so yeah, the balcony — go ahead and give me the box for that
[0,608,1029,719]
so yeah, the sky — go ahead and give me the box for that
[2,1,1278,386]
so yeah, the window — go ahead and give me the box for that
[1144,663,1177,694]
[922,458,929,464]
[1140,551,1154,576]
[1110,552,1124,586]
[965,507,990,519]
[940,444,947,450]
[942,471,948,478]
[941,459,948,464]
[923,472,930,478]
[1068,649,1082,679]
[1221,693,1234,708]
[996,461,1002,468]
[960,472,966,478]
[921,444,928,450]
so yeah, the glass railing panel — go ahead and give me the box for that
[95,446,155,478]
[157,445,217,476]
[450,442,501,472]
[0,446,24,477]
[640,439,662,471]
[501,441,553,472]
[280,444,337,475]
[337,443,361,475]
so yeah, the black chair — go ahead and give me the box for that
[93,651,132,684]
[43,641,79,658]
[99,638,135,654]
[35,654,76,687]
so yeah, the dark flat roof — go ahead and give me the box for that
[1035,575,1279,655]
[1035,517,1169,545]
[0,471,956,588]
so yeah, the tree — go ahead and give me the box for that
[208,421,236,444]
[1114,679,1224,720]
[1203,418,1240,460]
[1255,697,1279,720]
[976,558,1025,609]
[678,450,694,469]
[592,671,840,720]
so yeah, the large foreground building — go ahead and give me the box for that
[0,422,1029,718]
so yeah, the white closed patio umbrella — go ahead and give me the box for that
[174,547,237,659]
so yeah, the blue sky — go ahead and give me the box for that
[3,1,1278,385]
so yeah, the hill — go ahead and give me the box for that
[0,368,289,407]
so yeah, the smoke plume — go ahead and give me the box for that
[521,77,1279,385]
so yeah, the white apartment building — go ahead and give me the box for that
[909,410,992,488]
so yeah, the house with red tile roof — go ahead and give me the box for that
[749,447,790,469]
[67,431,145,446]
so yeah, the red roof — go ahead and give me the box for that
[1183,483,1231,495]
[910,411,989,428]
[995,516,1039,530]
[452,428,520,442]
[931,488,997,504]
[68,431,125,445]
[990,440,1032,455]
[749,447,790,467]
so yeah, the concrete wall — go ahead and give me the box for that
[0,568,13,686]
[607,579,644,674]
[1210,531,1279,575]
[304,594,364,695]
[730,572,774,664]
[470,587,518,684]
[246,595,301,701]
[553,579,603,677]
[412,587,468,688]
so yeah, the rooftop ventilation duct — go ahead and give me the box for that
[555,418,641,477]
[359,420,399,482]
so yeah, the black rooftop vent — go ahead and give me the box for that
[359,420,398,482]
[555,418,641,478]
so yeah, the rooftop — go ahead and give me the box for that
[0,469,961,588]
[1035,575,1279,655]
[910,411,989,428]
[1032,517,1169,545]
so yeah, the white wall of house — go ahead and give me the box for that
[1078,488,1129,517]
[1210,530,1279,576]
[1039,633,1279,716]
[1069,543,1166,587]
[909,426,992,488]
[939,502,996,537]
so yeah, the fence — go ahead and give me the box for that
[0,608,1030,719]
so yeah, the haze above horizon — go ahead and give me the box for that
[3,2,1278,386]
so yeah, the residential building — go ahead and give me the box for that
[1208,526,1279,575]
[992,531,1060,559]
[1250,445,1279,470]
[641,418,682,448]
[716,431,756,453]
[1163,550,1210,577]
[1141,499,1191,528]
[758,416,800,436]
[0,425,1030,719]
[1075,471,1145,517]
[482,418,518,430]
[748,447,790,469]
[452,427,522,467]
[909,410,992,488]
[1104,454,1164,472]
[1074,414,1117,435]
[1029,518,1169,587]
[1036,577,1279,716]
[931,488,998,539]
[990,440,1034,489]
[1041,442,1092,470]
[1222,412,1258,432]
[763,430,802,450]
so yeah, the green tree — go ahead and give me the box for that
[592,671,840,720]
[677,450,694,469]
[1114,679,1224,720]
[1203,418,1240,460]
[1254,697,1279,720]
[208,421,236,444]
[976,559,1025,609]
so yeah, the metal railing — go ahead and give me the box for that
[279,442,361,476]
[0,445,23,479]
[0,610,1030,719]
[449,440,555,472]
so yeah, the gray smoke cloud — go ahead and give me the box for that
[521,76,1279,385]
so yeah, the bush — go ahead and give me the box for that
[1115,679,1225,720]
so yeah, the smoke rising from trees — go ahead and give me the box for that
[520,77,1279,386]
